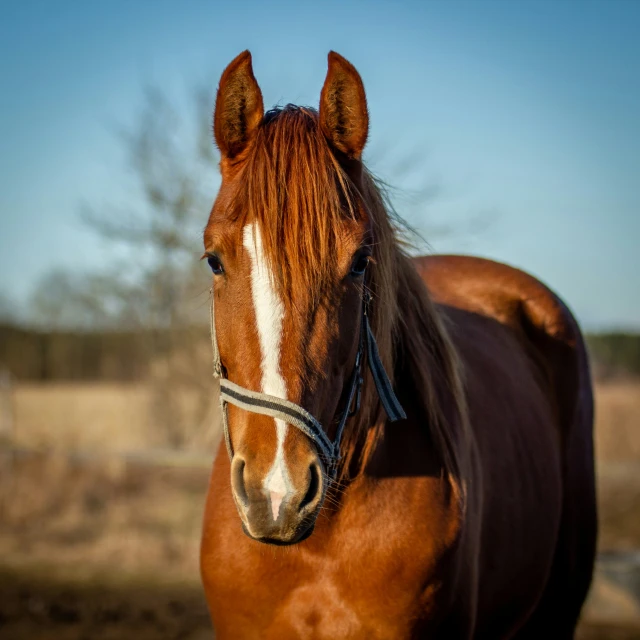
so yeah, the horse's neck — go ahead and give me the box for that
[318,372,456,549]
[373,265,466,472]
[336,258,464,509]
[362,360,447,481]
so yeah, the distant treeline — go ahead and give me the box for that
[1,324,639,382]
[0,324,152,381]
[585,332,640,380]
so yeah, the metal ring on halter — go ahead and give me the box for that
[210,284,405,478]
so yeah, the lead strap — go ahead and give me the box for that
[364,314,406,422]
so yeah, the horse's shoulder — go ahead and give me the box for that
[412,254,579,349]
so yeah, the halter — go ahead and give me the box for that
[210,285,405,478]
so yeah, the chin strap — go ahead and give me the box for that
[210,287,405,478]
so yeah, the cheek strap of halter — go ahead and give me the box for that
[209,287,406,478]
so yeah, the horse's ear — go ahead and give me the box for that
[214,51,264,161]
[319,52,369,160]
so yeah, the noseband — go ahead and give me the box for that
[210,286,405,478]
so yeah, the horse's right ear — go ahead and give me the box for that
[214,51,264,162]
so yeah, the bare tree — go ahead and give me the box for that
[0,292,19,326]
[93,86,219,447]
[29,85,221,448]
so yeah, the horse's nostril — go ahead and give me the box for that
[299,460,322,512]
[230,457,249,509]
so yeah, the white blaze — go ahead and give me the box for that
[243,223,290,521]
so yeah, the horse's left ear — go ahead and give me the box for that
[319,52,369,160]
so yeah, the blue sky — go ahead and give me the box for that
[1,0,638,329]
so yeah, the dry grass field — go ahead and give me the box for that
[4,379,637,460]
[0,380,639,638]
[595,381,640,462]
[4,382,220,453]
[0,455,211,640]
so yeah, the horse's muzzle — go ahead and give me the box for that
[230,454,325,545]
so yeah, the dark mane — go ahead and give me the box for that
[234,105,469,494]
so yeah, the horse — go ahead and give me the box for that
[200,50,597,639]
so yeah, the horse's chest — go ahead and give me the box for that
[202,473,461,639]
[203,520,448,640]
[208,563,423,640]
[261,576,416,640]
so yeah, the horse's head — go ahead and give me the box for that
[204,51,380,545]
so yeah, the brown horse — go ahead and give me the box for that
[200,51,597,639]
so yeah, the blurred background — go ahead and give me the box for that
[0,1,639,638]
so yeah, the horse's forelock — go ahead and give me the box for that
[234,106,360,302]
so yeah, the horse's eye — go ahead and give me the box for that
[350,253,370,277]
[207,255,224,275]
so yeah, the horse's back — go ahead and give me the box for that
[415,254,591,434]
[414,254,597,636]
